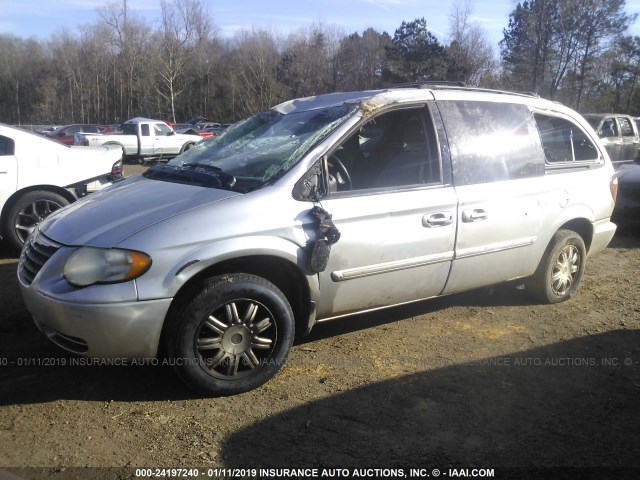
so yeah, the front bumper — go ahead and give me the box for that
[19,280,171,358]
[18,266,171,358]
[18,228,171,359]
[67,172,123,197]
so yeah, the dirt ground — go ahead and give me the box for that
[0,164,639,479]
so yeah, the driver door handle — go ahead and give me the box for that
[423,212,453,227]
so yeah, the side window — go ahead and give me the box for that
[600,118,618,138]
[439,100,545,186]
[84,126,99,133]
[534,114,599,163]
[327,107,440,193]
[155,123,172,135]
[618,117,635,137]
[0,135,15,156]
[141,124,150,136]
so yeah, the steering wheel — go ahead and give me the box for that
[328,154,352,190]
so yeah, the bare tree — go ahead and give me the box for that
[48,31,86,123]
[573,0,633,109]
[155,0,211,122]
[336,28,391,90]
[279,23,340,97]
[228,28,283,117]
[447,0,496,86]
[98,1,153,121]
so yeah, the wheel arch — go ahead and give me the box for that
[102,141,125,151]
[180,141,197,153]
[158,254,314,357]
[557,217,593,253]
[1,185,76,229]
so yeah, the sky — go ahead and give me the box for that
[2,0,640,51]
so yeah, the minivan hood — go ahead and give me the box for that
[41,175,240,247]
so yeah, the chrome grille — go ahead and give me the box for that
[19,230,61,285]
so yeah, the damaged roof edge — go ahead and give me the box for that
[272,90,385,114]
[271,87,441,115]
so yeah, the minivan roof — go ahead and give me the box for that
[271,85,550,115]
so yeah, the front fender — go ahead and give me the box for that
[134,235,320,306]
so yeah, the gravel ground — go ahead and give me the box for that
[0,165,638,479]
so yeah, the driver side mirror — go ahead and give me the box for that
[292,159,326,201]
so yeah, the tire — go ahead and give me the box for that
[163,273,295,396]
[180,142,195,154]
[527,229,586,304]
[3,190,69,251]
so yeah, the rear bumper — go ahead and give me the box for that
[589,219,617,256]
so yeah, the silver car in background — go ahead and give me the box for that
[18,86,617,396]
[584,113,640,167]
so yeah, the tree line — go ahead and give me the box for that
[0,0,638,127]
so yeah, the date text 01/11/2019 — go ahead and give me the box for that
[133,467,496,478]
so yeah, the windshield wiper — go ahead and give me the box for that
[144,163,237,189]
[178,163,237,188]
[176,163,236,188]
[180,162,223,172]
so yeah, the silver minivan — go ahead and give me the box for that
[18,86,618,395]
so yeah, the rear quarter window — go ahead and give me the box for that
[0,135,15,156]
[438,100,545,186]
[533,113,599,164]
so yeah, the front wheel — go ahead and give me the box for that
[527,229,586,304]
[164,273,295,396]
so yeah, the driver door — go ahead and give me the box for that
[152,122,179,156]
[314,106,457,319]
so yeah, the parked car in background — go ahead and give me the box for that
[173,124,214,139]
[35,125,60,135]
[0,124,123,250]
[613,163,640,223]
[77,117,201,163]
[203,124,230,136]
[47,124,113,145]
[18,85,617,396]
[184,117,229,135]
[584,114,640,167]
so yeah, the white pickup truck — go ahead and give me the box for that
[77,117,201,163]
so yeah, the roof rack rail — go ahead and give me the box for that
[390,81,466,89]
[515,91,541,98]
[387,81,542,99]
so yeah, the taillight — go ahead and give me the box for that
[610,174,618,203]
[111,159,123,176]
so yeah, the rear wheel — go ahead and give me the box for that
[527,229,586,304]
[163,273,294,396]
[3,190,69,251]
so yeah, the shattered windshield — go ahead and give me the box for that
[162,103,358,191]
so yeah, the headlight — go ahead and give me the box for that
[63,247,152,287]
